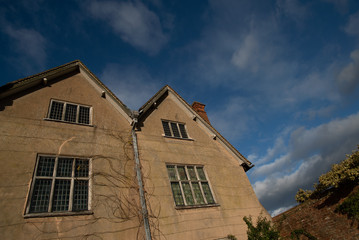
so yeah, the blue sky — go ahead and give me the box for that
[1,0,359,216]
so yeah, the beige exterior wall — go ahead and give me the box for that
[0,67,269,240]
[0,72,143,239]
[136,93,270,240]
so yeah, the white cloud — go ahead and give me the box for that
[231,32,279,74]
[345,11,359,37]
[270,204,295,217]
[250,111,359,212]
[336,49,359,93]
[290,112,359,160]
[3,24,47,72]
[100,63,161,110]
[230,19,291,77]
[87,0,168,55]
[321,0,349,13]
[209,96,257,140]
[295,105,336,121]
[194,1,338,111]
[276,0,309,25]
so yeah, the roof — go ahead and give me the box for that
[0,60,132,122]
[138,85,254,171]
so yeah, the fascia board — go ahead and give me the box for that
[0,60,133,124]
[140,86,253,169]
[0,63,79,100]
[166,90,252,168]
[77,64,132,123]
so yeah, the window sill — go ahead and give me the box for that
[175,203,220,210]
[44,118,94,127]
[163,135,194,141]
[24,210,93,218]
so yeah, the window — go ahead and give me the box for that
[48,100,91,125]
[162,120,188,139]
[26,155,90,215]
[166,165,215,207]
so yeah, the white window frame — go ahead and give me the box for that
[161,120,190,139]
[25,155,92,217]
[46,99,93,125]
[166,164,217,208]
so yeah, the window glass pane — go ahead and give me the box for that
[166,165,177,180]
[182,182,194,205]
[73,180,88,211]
[75,159,89,177]
[57,158,73,177]
[202,182,215,204]
[162,121,172,136]
[187,166,197,180]
[49,101,64,120]
[171,182,184,206]
[166,164,215,207]
[36,156,55,176]
[192,182,205,204]
[177,166,187,180]
[196,167,207,180]
[78,106,90,124]
[64,104,77,122]
[171,123,181,138]
[29,179,52,213]
[52,179,71,212]
[178,124,188,138]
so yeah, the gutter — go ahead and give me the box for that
[131,115,152,240]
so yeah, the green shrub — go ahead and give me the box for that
[336,190,359,221]
[295,146,359,203]
[243,215,280,240]
[295,189,313,203]
[226,234,237,240]
[290,229,317,240]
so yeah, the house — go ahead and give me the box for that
[0,60,269,240]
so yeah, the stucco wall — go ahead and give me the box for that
[136,93,269,240]
[0,72,142,239]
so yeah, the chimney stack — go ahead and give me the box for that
[191,101,211,124]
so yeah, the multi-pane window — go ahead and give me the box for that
[162,120,188,139]
[26,155,90,214]
[48,100,91,125]
[166,165,215,206]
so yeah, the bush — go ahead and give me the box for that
[295,189,313,203]
[336,190,359,221]
[295,146,359,203]
[243,215,280,240]
[226,234,237,240]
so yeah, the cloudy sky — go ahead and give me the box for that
[1,0,359,216]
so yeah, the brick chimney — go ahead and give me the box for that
[191,101,211,124]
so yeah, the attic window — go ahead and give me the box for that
[48,100,91,125]
[166,165,216,207]
[162,120,188,139]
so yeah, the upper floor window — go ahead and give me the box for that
[26,155,90,215]
[48,100,91,125]
[162,120,188,139]
[166,164,215,207]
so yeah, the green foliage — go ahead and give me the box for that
[227,234,237,240]
[295,189,313,203]
[295,146,359,203]
[290,229,317,240]
[336,190,359,221]
[318,148,359,189]
[243,215,280,240]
